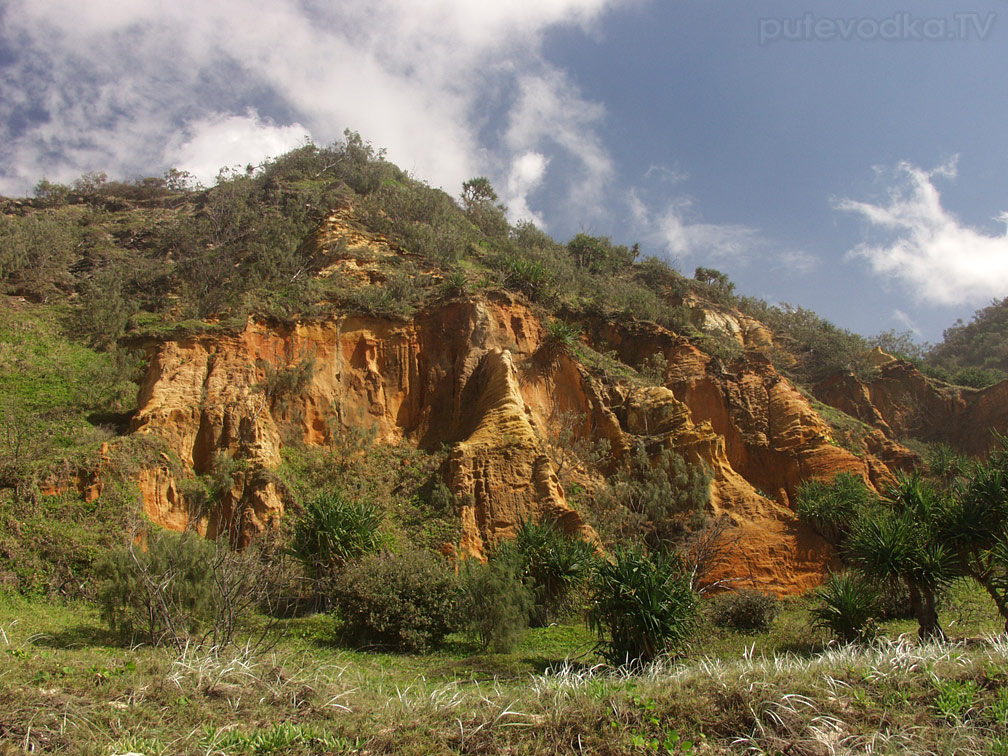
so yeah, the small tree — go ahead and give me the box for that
[586,546,698,666]
[693,266,734,295]
[460,177,498,211]
[941,441,1008,632]
[459,545,533,652]
[846,472,953,641]
[567,233,638,274]
[289,490,382,582]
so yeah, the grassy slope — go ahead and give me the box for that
[2,585,1007,755]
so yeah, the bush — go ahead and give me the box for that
[459,546,533,652]
[97,529,273,649]
[538,319,582,367]
[592,442,710,549]
[97,531,216,646]
[513,520,597,626]
[289,489,382,581]
[335,549,459,653]
[500,254,556,302]
[795,472,875,544]
[708,589,781,633]
[809,571,878,644]
[586,546,698,666]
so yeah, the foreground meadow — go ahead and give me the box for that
[3,584,1008,756]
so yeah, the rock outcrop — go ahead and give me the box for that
[129,291,928,594]
[816,360,1008,456]
[130,295,592,550]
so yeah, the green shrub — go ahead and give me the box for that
[96,530,219,648]
[795,472,875,544]
[708,589,781,633]
[586,546,698,666]
[539,319,582,365]
[289,489,382,581]
[592,442,710,549]
[440,269,468,298]
[809,571,878,644]
[514,520,597,626]
[335,548,459,653]
[567,233,637,274]
[0,212,78,301]
[459,546,533,652]
[500,254,556,302]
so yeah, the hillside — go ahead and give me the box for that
[2,134,1007,599]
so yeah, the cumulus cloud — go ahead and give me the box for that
[837,160,1008,305]
[163,112,309,186]
[505,151,550,227]
[0,0,628,213]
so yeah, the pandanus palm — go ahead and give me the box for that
[942,442,1008,632]
[847,471,953,641]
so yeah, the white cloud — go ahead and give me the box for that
[627,190,815,273]
[504,68,614,220]
[892,309,923,338]
[837,160,1008,305]
[505,151,550,227]
[163,112,310,186]
[0,0,629,218]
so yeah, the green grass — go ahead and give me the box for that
[3,583,1008,755]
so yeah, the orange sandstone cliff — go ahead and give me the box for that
[119,212,953,596]
[126,289,925,595]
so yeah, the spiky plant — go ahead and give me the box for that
[290,489,382,581]
[810,571,879,644]
[514,519,597,626]
[586,546,698,666]
[846,472,953,641]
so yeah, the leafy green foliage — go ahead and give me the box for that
[941,440,1008,631]
[96,527,285,650]
[289,489,382,581]
[335,549,459,653]
[567,233,638,274]
[810,571,879,643]
[459,546,533,652]
[0,211,78,301]
[795,472,876,544]
[926,297,1008,385]
[869,329,927,362]
[500,253,557,302]
[738,299,874,385]
[693,267,735,298]
[591,442,710,549]
[513,519,598,626]
[846,472,954,640]
[97,530,218,646]
[587,546,698,665]
[707,589,781,633]
[540,318,582,365]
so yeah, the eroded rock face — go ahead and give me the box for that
[131,295,922,594]
[816,361,1008,456]
[608,379,835,594]
[448,349,599,557]
[130,295,590,550]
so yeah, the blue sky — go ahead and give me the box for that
[2,1,1006,343]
